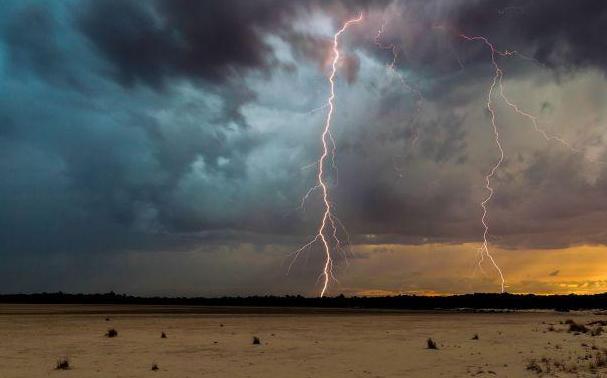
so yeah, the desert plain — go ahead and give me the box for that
[1,305,607,377]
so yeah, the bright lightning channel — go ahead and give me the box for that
[460,34,507,293]
[290,13,363,298]
[460,32,591,293]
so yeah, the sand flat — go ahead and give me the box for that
[0,305,605,377]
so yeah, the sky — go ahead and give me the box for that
[1,0,607,297]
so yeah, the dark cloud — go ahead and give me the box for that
[354,0,607,84]
[74,0,607,89]
[77,0,300,88]
[450,0,607,73]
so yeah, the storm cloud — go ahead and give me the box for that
[1,0,607,295]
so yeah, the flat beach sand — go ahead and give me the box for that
[1,305,606,377]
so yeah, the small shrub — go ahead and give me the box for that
[471,334,479,340]
[591,326,604,337]
[151,363,159,371]
[55,358,70,370]
[594,350,607,368]
[526,359,542,374]
[426,337,438,350]
[568,321,588,334]
[252,336,261,345]
[161,331,167,339]
[105,328,118,337]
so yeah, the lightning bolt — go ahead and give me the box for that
[461,34,581,153]
[374,22,399,71]
[459,32,602,293]
[374,22,424,136]
[459,34,507,292]
[291,13,363,297]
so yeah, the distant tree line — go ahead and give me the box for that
[1,291,607,310]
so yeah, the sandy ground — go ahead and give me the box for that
[1,305,607,377]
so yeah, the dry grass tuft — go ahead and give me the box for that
[526,359,542,374]
[55,358,70,370]
[591,326,604,337]
[567,321,588,334]
[426,337,438,350]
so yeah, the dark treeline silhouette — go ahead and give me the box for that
[1,292,607,310]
